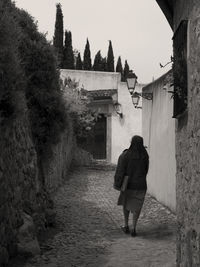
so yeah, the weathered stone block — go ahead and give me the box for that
[174,2,200,266]
[0,88,74,265]
[45,208,56,227]
[17,212,40,257]
[32,212,46,234]
[0,246,9,266]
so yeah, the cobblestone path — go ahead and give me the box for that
[15,164,176,267]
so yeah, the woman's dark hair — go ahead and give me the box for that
[129,135,148,158]
[130,135,144,149]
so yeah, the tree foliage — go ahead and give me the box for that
[106,40,114,72]
[1,1,68,156]
[75,52,83,70]
[53,3,64,67]
[83,38,92,70]
[61,78,97,138]
[63,30,74,69]
[102,57,107,72]
[0,0,24,121]
[93,50,104,71]
[123,60,130,82]
[116,56,124,81]
[19,12,67,155]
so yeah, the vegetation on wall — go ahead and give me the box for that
[0,0,24,122]
[18,11,68,156]
[0,0,68,159]
[0,1,67,264]
[61,78,97,139]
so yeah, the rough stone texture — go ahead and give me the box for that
[0,92,75,265]
[0,92,40,265]
[173,1,200,266]
[17,213,40,257]
[42,121,75,194]
[11,164,176,267]
[72,146,94,166]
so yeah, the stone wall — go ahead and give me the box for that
[0,91,75,265]
[42,121,75,194]
[173,1,200,265]
[142,70,176,211]
[0,92,41,265]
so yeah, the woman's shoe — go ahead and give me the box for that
[131,229,137,237]
[120,226,130,234]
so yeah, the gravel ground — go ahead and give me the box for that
[11,163,177,267]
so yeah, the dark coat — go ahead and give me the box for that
[114,148,149,191]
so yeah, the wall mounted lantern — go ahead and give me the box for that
[131,92,142,109]
[113,102,123,118]
[127,70,138,95]
[126,70,153,109]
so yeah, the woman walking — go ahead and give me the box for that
[114,135,149,237]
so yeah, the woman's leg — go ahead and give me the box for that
[132,211,139,229]
[123,206,130,227]
[121,206,130,234]
[131,192,146,236]
[131,211,140,236]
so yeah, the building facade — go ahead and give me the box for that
[156,0,200,265]
[60,69,143,164]
[142,70,176,212]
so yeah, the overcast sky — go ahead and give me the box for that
[15,0,173,84]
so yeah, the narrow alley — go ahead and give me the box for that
[13,163,176,267]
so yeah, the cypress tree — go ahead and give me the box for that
[102,57,107,72]
[123,60,130,82]
[63,30,74,69]
[93,50,103,71]
[53,3,64,67]
[116,56,123,81]
[106,40,114,72]
[83,38,92,70]
[76,52,83,70]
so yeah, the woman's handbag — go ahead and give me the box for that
[121,175,129,192]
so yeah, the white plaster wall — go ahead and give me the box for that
[142,95,152,150]
[142,72,176,211]
[60,69,143,165]
[60,69,120,90]
[111,83,142,163]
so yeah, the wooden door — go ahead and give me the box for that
[92,115,106,159]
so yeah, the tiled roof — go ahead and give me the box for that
[86,89,117,100]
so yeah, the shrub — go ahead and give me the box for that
[61,78,97,139]
[0,0,69,156]
[0,0,24,123]
[14,7,68,155]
